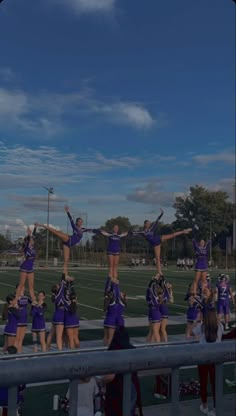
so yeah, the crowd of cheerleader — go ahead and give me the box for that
[1,269,235,355]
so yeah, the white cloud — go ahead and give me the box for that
[93,102,155,129]
[192,150,235,165]
[52,0,116,14]
[0,86,156,135]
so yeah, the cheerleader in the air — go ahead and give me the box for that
[131,209,191,276]
[15,224,38,304]
[37,206,97,278]
[99,224,128,281]
[191,225,214,295]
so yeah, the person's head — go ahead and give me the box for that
[199,239,205,248]
[108,327,134,351]
[203,305,218,343]
[6,293,16,306]
[113,224,119,234]
[51,284,59,295]
[75,217,83,227]
[144,220,151,230]
[37,290,46,302]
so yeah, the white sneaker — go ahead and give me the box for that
[208,409,216,416]
[225,324,229,330]
[200,404,208,414]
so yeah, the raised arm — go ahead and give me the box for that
[149,208,164,232]
[64,206,77,233]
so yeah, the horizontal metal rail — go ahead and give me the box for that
[0,341,234,386]
[0,341,235,416]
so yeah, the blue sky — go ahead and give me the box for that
[0,0,235,238]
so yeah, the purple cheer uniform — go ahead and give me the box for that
[103,278,125,328]
[17,295,32,327]
[4,307,19,336]
[19,244,36,273]
[132,211,164,248]
[192,239,211,271]
[216,280,231,315]
[31,304,46,332]
[185,288,199,323]
[106,234,125,255]
[63,211,97,248]
[146,279,162,323]
[52,280,67,325]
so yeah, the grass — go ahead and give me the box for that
[0,266,235,322]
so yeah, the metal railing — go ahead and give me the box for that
[0,340,235,416]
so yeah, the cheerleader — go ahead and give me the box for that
[49,277,69,350]
[15,286,32,353]
[184,284,199,339]
[100,225,128,281]
[191,226,214,295]
[132,209,191,276]
[215,274,234,330]
[64,285,80,350]
[103,278,125,346]
[2,294,19,351]
[15,225,37,303]
[158,275,174,343]
[31,291,47,352]
[37,206,97,278]
[146,277,163,343]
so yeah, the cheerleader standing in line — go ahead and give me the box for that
[31,291,47,352]
[132,209,191,276]
[103,277,125,346]
[99,225,128,281]
[15,225,37,304]
[37,206,98,278]
[2,294,19,351]
[64,284,80,349]
[47,277,71,350]
[184,284,199,339]
[15,286,32,353]
[158,276,174,343]
[146,277,163,343]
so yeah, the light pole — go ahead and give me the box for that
[43,187,54,265]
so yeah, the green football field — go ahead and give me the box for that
[0,266,235,323]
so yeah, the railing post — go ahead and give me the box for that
[215,363,223,416]
[123,372,132,416]
[171,368,180,416]
[8,386,18,416]
[69,379,80,416]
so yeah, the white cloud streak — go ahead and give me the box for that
[192,151,235,165]
[0,86,155,135]
[52,0,116,14]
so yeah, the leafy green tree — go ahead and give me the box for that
[173,185,234,238]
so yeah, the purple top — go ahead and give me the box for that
[66,211,96,246]
[132,211,163,246]
[146,279,161,308]
[216,281,231,301]
[101,231,127,254]
[192,239,211,270]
